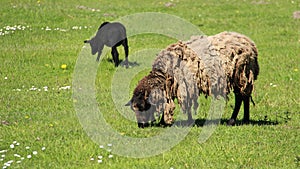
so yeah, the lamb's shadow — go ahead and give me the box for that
[106,58,140,68]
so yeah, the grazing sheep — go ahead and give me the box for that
[84,22,129,67]
[126,32,259,127]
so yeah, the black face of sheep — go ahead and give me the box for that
[84,22,129,68]
[126,92,156,128]
[132,92,151,111]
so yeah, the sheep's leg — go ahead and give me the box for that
[159,102,174,127]
[193,97,199,115]
[159,114,165,125]
[111,47,119,67]
[187,110,194,126]
[122,38,129,68]
[242,95,250,124]
[227,93,243,126]
[149,113,156,127]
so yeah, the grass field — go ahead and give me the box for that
[0,0,299,168]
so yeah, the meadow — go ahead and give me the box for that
[0,0,299,168]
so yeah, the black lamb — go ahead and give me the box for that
[84,22,129,67]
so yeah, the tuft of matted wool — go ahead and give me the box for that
[150,41,211,124]
[186,32,259,97]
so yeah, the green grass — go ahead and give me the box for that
[1,0,299,168]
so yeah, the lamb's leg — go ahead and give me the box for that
[123,38,129,68]
[96,45,104,62]
[227,92,243,126]
[242,95,250,124]
[96,50,102,62]
[111,47,119,67]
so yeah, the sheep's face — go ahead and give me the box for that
[134,108,156,128]
[84,39,98,55]
[126,91,156,128]
[131,92,151,111]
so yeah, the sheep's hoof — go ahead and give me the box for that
[242,119,250,125]
[227,119,236,126]
[150,120,156,127]
[124,61,129,69]
[158,120,172,127]
[187,118,195,127]
[138,123,146,128]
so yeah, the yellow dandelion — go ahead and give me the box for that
[294,68,298,72]
[61,64,67,69]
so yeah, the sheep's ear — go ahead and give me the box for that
[125,100,131,106]
[84,40,90,43]
[144,90,148,99]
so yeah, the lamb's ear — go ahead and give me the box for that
[84,40,90,43]
[125,100,131,106]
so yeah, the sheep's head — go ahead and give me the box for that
[84,38,98,55]
[130,90,151,112]
[126,74,168,128]
[126,87,157,128]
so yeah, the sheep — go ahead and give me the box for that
[84,22,129,67]
[126,32,259,127]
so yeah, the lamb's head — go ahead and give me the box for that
[84,38,98,55]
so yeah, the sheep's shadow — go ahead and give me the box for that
[149,111,294,128]
[155,118,279,128]
[105,58,139,68]
[193,118,279,127]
